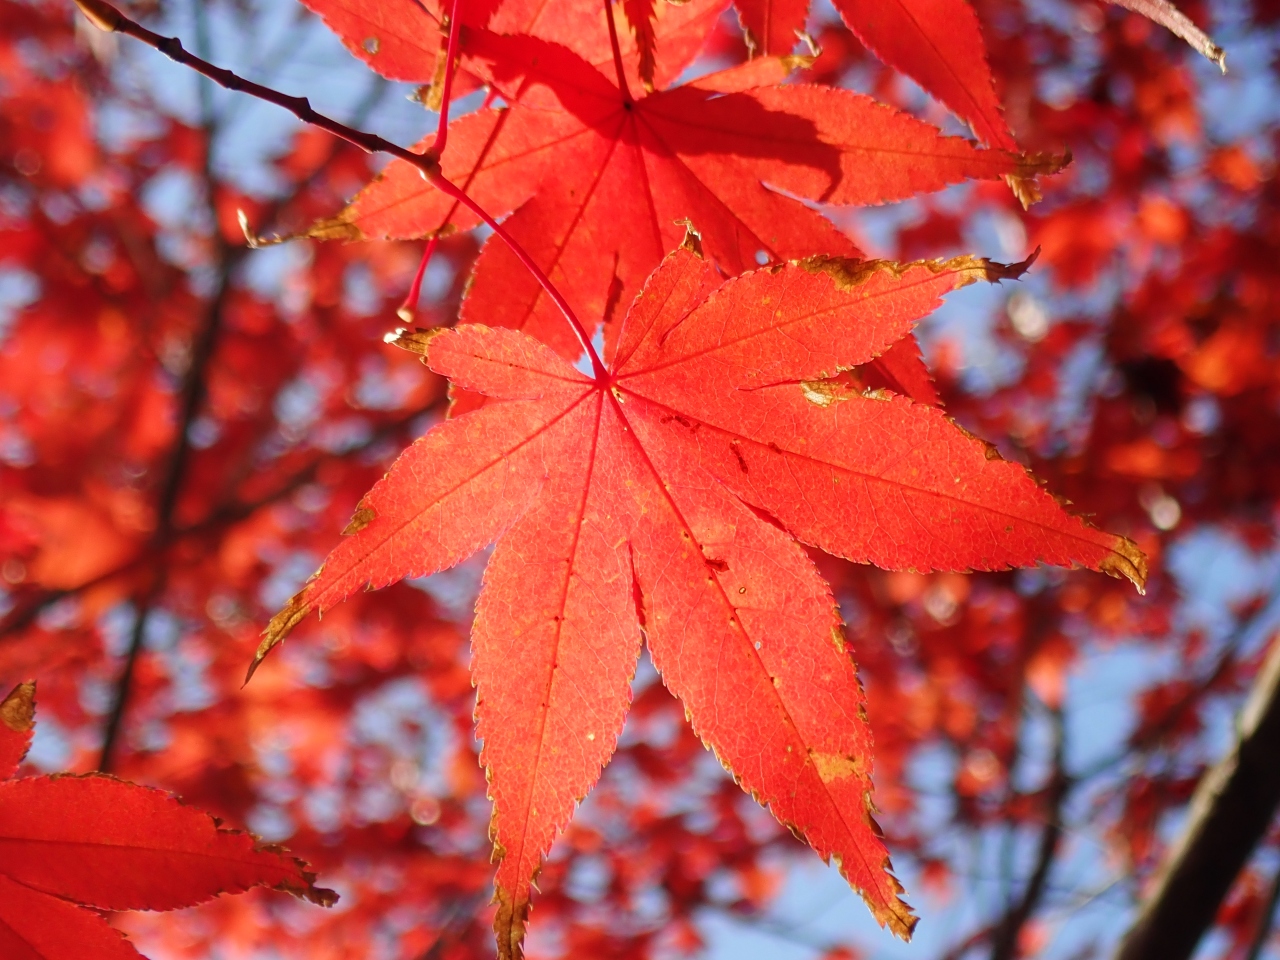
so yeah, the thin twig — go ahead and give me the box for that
[988,705,1070,960]
[398,235,441,322]
[72,0,607,378]
[97,65,392,771]
[97,0,233,769]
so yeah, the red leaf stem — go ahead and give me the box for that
[602,0,634,104]
[426,169,609,379]
[430,0,466,157]
[397,235,440,322]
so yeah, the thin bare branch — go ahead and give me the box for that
[989,705,1070,960]
[71,0,605,372]
[1114,631,1280,960]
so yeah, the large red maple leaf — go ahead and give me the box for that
[256,238,1145,958]
[0,683,335,960]
[303,0,1062,366]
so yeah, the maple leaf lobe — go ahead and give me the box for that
[0,773,338,910]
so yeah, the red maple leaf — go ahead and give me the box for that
[304,0,1062,367]
[255,238,1146,958]
[731,0,1014,150]
[732,0,1222,127]
[0,683,336,960]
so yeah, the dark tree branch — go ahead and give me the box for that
[938,922,999,960]
[96,33,391,771]
[988,705,1070,960]
[73,0,430,169]
[1243,858,1280,960]
[1114,632,1280,960]
[98,135,235,772]
[96,268,231,767]
[0,401,427,645]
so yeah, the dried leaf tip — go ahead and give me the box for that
[385,326,444,355]
[674,218,704,257]
[801,247,1041,292]
[1105,0,1226,73]
[272,862,340,907]
[0,681,35,734]
[492,880,531,960]
[1008,149,1072,209]
[956,246,1041,285]
[1101,535,1149,595]
[247,591,313,684]
[72,0,122,32]
[781,31,820,71]
[237,209,262,249]
[868,882,918,941]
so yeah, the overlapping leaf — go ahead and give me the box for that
[0,683,336,960]
[734,0,1222,87]
[305,1,1062,367]
[833,0,1015,150]
[258,239,1145,958]
[733,0,1038,204]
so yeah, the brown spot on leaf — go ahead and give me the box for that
[811,751,866,783]
[306,214,362,242]
[801,380,854,407]
[342,504,376,535]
